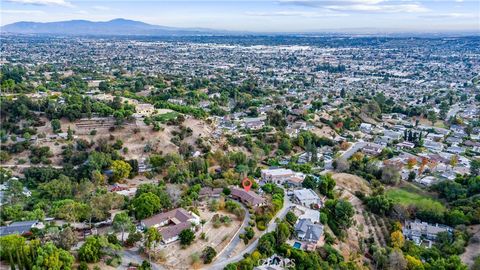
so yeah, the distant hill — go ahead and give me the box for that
[1,18,224,36]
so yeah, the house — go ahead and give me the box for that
[199,187,223,199]
[396,141,415,149]
[243,117,266,130]
[403,220,453,247]
[141,208,200,244]
[361,143,384,156]
[261,168,306,186]
[292,189,322,208]
[424,140,444,152]
[360,123,373,133]
[384,130,402,141]
[230,187,266,207]
[0,220,44,237]
[446,146,465,155]
[294,218,323,243]
[133,103,156,118]
[295,205,320,224]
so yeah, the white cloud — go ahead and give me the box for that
[93,6,111,11]
[7,0,72,7]
[1,9,45,14]
[327,4,429,13]
[279,0,429,13]
[246,10,349,17]
[421,12,478,19]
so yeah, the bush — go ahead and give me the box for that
[257,221,266,231]
[202,246,217,264]
[77,262,89,270]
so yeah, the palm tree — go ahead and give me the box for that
[144,227,162,262]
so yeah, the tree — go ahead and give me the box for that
[278,137,292,154]
[333,158,349,172]
[405,255,424,270]
[366,195,393,215]
[113,212,134,243]
[78,236,115,263]
[111,160,132,182]
[54,227,78,251]
[406,158,417,170]
[389,248,407,270]
[334,199,354,230]
[144,227,162,262]
[67,126,73,141]
[285,211,297,226]
[471,159,480,176]
[201,246,217,264]
[34,242,74,270]
[381,164,401,185]
[51,119,61,133]
[302,175,317,189]
[275,222,291,246]
[450,155,459,170]
[132,192,161,219]
[427,110,437,126]
[179,229,195,246]
[390,230,405,249]
[319,174,336,198]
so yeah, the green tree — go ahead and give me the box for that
[275,222,291,246]
[427,110,437,126]
[302,175,317,189]
[319,174,336,198]
[78,236,114,263]
[132,192,161,219]
[51,119,61,133]
[34,242,74,270]
[201,246,217,264]
[111,160,132,182]
[144,227,162,262]
[113,212,135,243]
[179,229,195,246]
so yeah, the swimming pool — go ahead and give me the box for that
[293,242,301,249]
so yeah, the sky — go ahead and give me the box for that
[1,0,479,33]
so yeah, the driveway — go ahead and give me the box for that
[120,248,166,270]
[340,141,366,160]
[207,191,293,270]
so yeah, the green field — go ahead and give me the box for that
[386,187,446,212]
[153,112,179,123]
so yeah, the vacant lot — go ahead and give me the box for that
[386,187,445,212]
[332,173,371,195]
[157,207,243,270]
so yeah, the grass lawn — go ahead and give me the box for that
[386,187,446,212]
[153,112,179,123]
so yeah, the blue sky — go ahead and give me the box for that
[1,0,479,32]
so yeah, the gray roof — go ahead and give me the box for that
[0,220,38,236]
[295,218,323,242]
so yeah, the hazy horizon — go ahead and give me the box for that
[1,0,480,33]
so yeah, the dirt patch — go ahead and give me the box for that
[332,173,371,195]
[461,224,480,267]
[156,206,243,270]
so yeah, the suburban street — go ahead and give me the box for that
[340,141,366,160]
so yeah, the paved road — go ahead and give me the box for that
[207,192,294,270]
[121,248,166,270]
[446,104,460,121]
[215,203,251,260]
[340,141,366,160]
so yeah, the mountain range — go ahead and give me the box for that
[1,18,227,36]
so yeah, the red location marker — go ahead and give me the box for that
[242,178,253,192]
